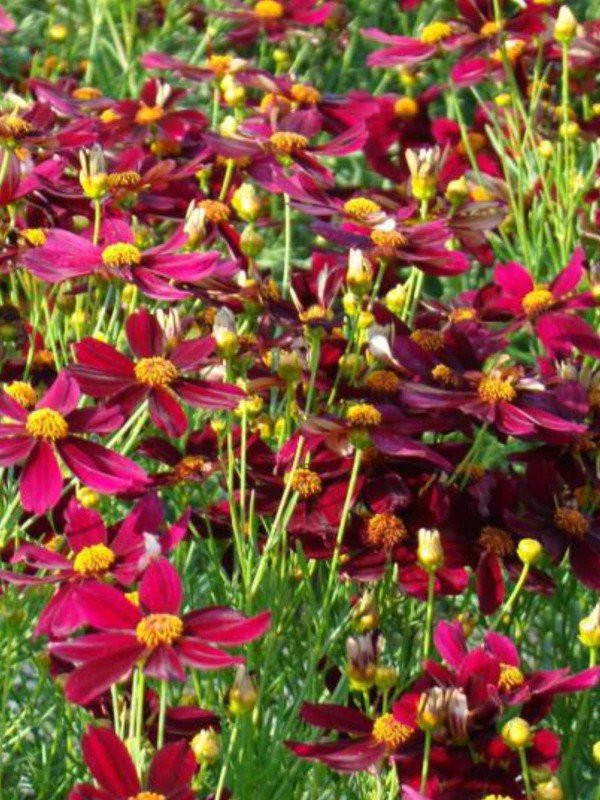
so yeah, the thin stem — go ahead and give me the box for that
[324,448,362,602]
[518,747,533,800]
[492,563,530,629]
[420,728,432,794]
[157,680,168,750]
[422,569,436,664]
[282,193,292,298]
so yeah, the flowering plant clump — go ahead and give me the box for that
[0,1,599,798]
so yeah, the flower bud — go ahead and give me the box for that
[517,538,543,565]
[417,528,444,571]
[554,6,577,44]
[351,591,379,632]
[501,717,532,749]
[213,308,239,358]
[445,176,469,205]
[79,145,107,200]
[346,634,378,692]
[231,183,261,222]
[538,139,554,158]
[49,23,69,43]
[76,487,100,508]
[228,666,258,716]
[342,291,359,316]
[277,349,303,383]
[375,665,397,690]
[593,740,600,765]
[219,115,238,137]
[406,146,441,202]
[385,284,407,316]
[579,603,600,648]
[559,121,579,139]
[346,249,373,295]
[534,777,564,800]
[191,728,220,765]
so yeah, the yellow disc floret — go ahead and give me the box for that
[290,84,321,105]
[498,663,525,692]
[5,381,37,409]
[343,197,382,220]
[431,364,460,388]
[134,357,179,388]
[394,96,419,119]
[554,507,589,538]
[364,370,401,396]
[270,131,309,154]
[420,21,453,44]
[478,376,517,404]
[136,613,184,647]
[370,229,407,248]
[290,468,322,498]
[102,242,142,268]
[26,408,69,441]
[0,114,32,138]
[73,543,115,576]
[135,104,165,125]
[410,328,444,352]
[254,0,284,19]
[479,526,514,557]
[346,403,382,428]
[107,171,142,190]
[371,713,412,750]
[129,793,166,800]
[366,513,407,549]
[21,228,47,247]
[199,199,231,223]
[522,288,554,317]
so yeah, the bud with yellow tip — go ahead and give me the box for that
[579,603,600,648]
[346,248,373,295]
[76,487,100,508]
[385,284,407,316]
[553,6,577,44]
[213,308,239,358]
[534,776,564,800]
[517,538,543,566]
[232,183,261,222]
[501,717,532,749]
[593,740,600,764]
[538,139,554,158]
[228,665,258,716]
[417,528,444,572]
[191,728,220,765]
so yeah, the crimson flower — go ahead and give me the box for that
[51,558,270,705]
[69,724,196,800]
[70,307,244,437]
[0,371,147,513]
[218,1,335,46]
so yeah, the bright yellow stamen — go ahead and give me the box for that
[366,513,407,549]
[290,84,321,105]
[254,0,284,19]
[5,381,37,409]
[394,96,419,119]
[129,793,166,800]
[371,713,412,750]
[136,613,183,647]
[134,357,179,388]
[135,104,165,125]
[207,54,233,76]
[26,408,69,441]
[298,304,332,322]
[73,543,115,576]
[410,328,444,352]
[21,228,47,247]
[449,307,476,323]
[479,526,514,556]
[522,287,554,317]
[198,199,231,223]
[478,376,517,403]
[431,364,459,388]
[364,370,401,396]
[420,21,452,44]
[101,242,142,268]
[290,468,322,498]
[346,403,382,428]
[270,131,309,154]
[343,197,382,220]
[554,507,589,538]
[370,229,407,248]
[107,171,142,190]
[480,20,503,37]
[498,663,525,691]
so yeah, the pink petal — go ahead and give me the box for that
[139,558,182,615]
[58,437,148,494]
[81,726,140,795]
[38,371,80,414]
[184,607,270,645]
[20,441,63,513]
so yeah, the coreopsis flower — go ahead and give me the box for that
[0,371,147,513]
[22,219,238,300]
[137,428,220,487]
[218,1,335,46]
[69,725,196,800]
[70,307,244,437]
[51,558,270,705]
[286,701,416,772]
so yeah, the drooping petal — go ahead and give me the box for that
[58,437,148,494]
[148,740,196,794]
[20,441,63,513]
[81,725,140,795]
[183,607,270,645]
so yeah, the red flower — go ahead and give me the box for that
[51,558,270,705]
[69,724,196,800]
[0,371,147,513]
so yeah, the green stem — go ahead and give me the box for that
[324,448,362,603]
[422,569,436,663]
[518,747,533,800]
[157,680,168,750]
[492,563,530,629]
[420,728,432,794]
[282,193,292,298]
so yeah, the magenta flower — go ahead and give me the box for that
[22,219,237,300]
[70,308,245,437]
[0,372,147,513]
[51,558,270,705]
[69,725,196,800]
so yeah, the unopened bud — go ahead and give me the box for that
[517,538,543,565]
[228,666,258,716]
[554,6,577,44]
[191,728,220,765]
[346,248,373,295]
[501,717,532,749]
[579,603,600,648]
[534,777,564,800]
[417,528,444,571]
[232,183,261,222]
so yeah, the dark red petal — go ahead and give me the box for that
[81,725,140,795]
[126,307,165,358]
[139,558,182,614]
[177,638,244,670]
[299,703,373,734]
[148,740,196,793]
[65,645,142,705]
[20,441,63,513]
[183,608,270,645]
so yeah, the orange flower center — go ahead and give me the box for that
[343,197,382,220]
[73,543,115,576]
[370,229,407,248]
[298,303,332,323]
[5,381,37,409]
[410,328,444,352]
[0,114,32,138]
[72,87,103,101]
[449,307,476,323]
[254,0,284,19]
[136,613,183,647]
[207,54,233,76]
[128,794,166,800]
[270,131,309,154]
[134,357,179,388]
[479,526,514,556]
[199,199,231,223]
[431,364,459,387]
[478,376,517,404]
[26,408,69,441]
[366,513,407,549]
[522,287,554,317]
[498,663,525,691]
[135,104,165,125]
[107,171,142,190]
[554,507,589,538]
[420,21,452,44]
[394,96,419,119]
[364,370,401,396]
[102,242,142,268]
[371,713,413,750]
[290,83,321,105]
[173,455,206,482]
[290,468,322,498]
[346,403,382,428]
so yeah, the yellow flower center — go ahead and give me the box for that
[394,96,419,119]
[449,307,476,323]
[73,543,116,576]
[21,228,47,247]
[199,199,231,223]
[521,287,554,317]
[107,171,142,190]
[101,242,142,268]
[100,108,120,125]
[346,403,382,428]
[364,370,401,396]
[343,197,382,220]
[33,349,55,368]
[5,381,37,409]
[72,87,103,101]
[431,364,460,388]
[0,114,32,138]
[479,526,514,556]
[173,455,207,482]
[420,21,453,44]
[207,54,233,76]
[134,357,179,388]
[410,328,444,352]
[128,794,166,800]
[480,19,503,37]
[370,229,407,249]
[270,132,309,154]
[366,513,407,550]
[136,613,184,647]
[478,376,517,404]
[298,304,332,322]
[135,104,165,125]
[554,507,589,538]
[498,663,525,691]
[290,83,321,105]
[371,714,413,750]
[492,39,526,64]
[26,408,69,441]
[482,796,515,800]
[290,468,322,498]
[254,0,284,19]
